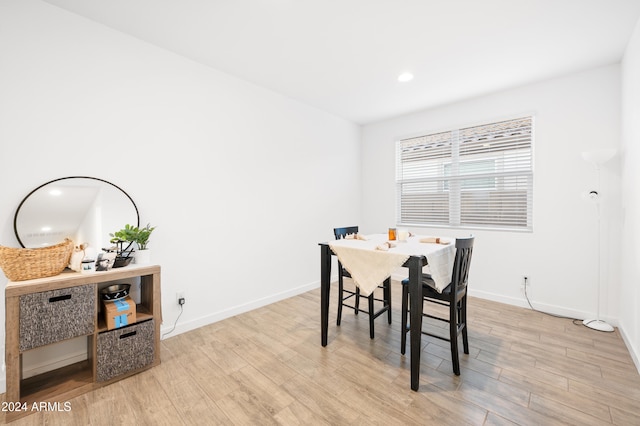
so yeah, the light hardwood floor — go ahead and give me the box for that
[4,281,640,425]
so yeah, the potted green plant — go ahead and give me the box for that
[108,223,156,267]
[132,223,156,264]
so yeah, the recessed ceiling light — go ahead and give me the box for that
[398,72,414,82]
[49,189,62,196]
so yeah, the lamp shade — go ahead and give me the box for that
[581,149,616,165]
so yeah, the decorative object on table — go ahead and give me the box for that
[419,237,451,245]
[81,258,96,274]
[0,238,74,281]
[109,224,137,267]
[375,241,397,251]
[397,228,409,242]
[96,252,117,271]
[69,243,89,272]
[388,228,396,241]
[333,226,392,339]
[103,240,133,268]
[581,148,617,332]
[343,232,367,241]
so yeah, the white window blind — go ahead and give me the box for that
[396,116,533,231]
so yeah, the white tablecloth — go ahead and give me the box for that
[329,234,456,296]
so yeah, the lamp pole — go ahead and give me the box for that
[581,154,615,332]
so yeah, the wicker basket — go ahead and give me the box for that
[0,238,74,281]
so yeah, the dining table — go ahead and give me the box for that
[319,233,456,391]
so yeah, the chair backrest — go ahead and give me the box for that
[334,226,359,240]
[451,237,474,294]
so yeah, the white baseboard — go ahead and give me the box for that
[160,280,320,339]
[390,273,593,318]
[467,288,619,327]
[618,323,640,374]
[391,272,623,326]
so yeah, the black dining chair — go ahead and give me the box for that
[400,236,474,375]
[334,226,392,339]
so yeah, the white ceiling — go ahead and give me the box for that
[43,0,640,124]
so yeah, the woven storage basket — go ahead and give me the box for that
[0,238,74,281]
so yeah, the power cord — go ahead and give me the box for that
[523,277,583,326]
[162,303,183,338]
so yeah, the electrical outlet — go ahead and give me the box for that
[176,291,185,305]
[523,276,529,287]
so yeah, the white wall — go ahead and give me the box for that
[0,0,361,391]
[362,65,622,324]
[620,17,640,370]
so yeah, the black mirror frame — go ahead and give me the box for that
[13,176,140,248]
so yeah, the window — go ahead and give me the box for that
[396,116,533,231]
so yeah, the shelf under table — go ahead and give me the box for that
[20,360,93,403]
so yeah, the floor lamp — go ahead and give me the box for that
[581,149,616,332]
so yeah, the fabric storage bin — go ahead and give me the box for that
[96,319,154,382]
[19,284,95,351]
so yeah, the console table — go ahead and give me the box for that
[4,264,162,422]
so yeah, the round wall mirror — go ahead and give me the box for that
[14,176,139,251]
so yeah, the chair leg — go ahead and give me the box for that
[355,287,360,315]
[461,296,469,354]
[400,284,409,355]
[368,294,375,339]
[450,300,460,375]
[337,272,344,326]
[384,278,392,324]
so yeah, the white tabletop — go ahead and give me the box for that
[329,234,456,296]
